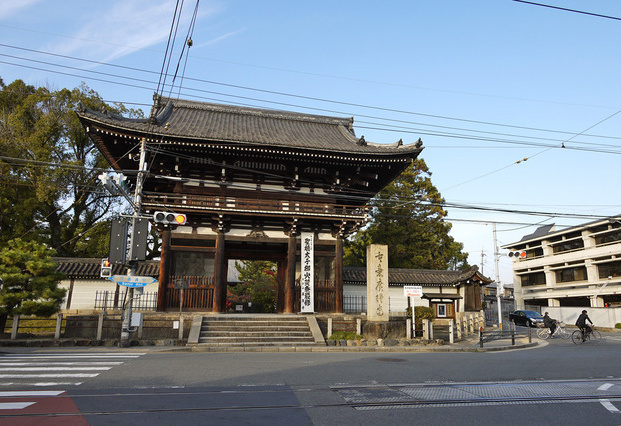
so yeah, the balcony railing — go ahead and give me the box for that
[142,193,367,219]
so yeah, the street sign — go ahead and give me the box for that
[404,285,423,297]
[108,275,156,288]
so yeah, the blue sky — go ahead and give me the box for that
[2,0,620,284]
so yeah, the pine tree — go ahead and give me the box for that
[233,260,277,313]
[344,159,469,270]
[0,239,66,332]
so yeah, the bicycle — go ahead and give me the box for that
[571,325,603,345]
[537,321,570,339]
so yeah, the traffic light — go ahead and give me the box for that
[100,258,112,278]
[109,218,129,264]
[98,173,128,196]
[153,211,187,226]
[508,251,527,259]
[112,174,128,193]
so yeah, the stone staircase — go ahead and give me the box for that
[188,314,325,348]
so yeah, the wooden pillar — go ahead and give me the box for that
[276,260,286,313]
[285,233,296,313]
[65,278,75,310]
[213,231,226,313]
[157,229,171,311]
[335,236,343,313]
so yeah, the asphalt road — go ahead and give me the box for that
[1,332,620,425]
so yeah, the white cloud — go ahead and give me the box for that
[51,0,198,63]
[194,29,245,49]
[0,0,42,20]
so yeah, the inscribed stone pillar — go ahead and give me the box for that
[367,244,389,322]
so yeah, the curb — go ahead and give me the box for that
[0,339,541,353]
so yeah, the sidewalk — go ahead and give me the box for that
[0,328,540,353]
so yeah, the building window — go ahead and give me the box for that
[595,230,621,246]
[437,304,447,318]
[552,239,584,254]
[555,266,587,283]
[598,261,621,279]
[520,272,546,287]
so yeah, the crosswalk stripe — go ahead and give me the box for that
[0,374,100,378]
[0,367,112,371]
[0,402,36,410]
[0,362,123,366]
[0,352,145,388]
[0,382,83,387]
[0,391,64,397]
[2,355,142,359]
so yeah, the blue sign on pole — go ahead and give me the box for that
[108,275,156,288]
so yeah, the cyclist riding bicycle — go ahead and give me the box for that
[575,309,593,341]
[543,312,557,335]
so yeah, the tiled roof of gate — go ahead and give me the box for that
[76,95,423,156]
[54,258,159,278]
[53,258,490,285]
[343,266,491,287]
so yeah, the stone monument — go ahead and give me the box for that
[366,244,389,322]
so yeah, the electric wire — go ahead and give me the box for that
[512,0,621,21]
[2,43,621,149]
[156,0,182,97]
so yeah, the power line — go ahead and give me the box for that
[512,0,621,21]
[3,150,613,222]
[2,43,621,148]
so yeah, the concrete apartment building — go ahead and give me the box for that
[503,217,621,310]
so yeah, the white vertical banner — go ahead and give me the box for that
[300,232,314,313]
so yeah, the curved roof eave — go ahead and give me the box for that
[76,101,424,157]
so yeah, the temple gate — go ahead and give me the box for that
[78,95,422,313]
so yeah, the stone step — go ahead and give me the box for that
[188,315,324,347]
[195,341,323,347]
[201,324,308,332]
[201,331,312,338]
[201,316,307,321]
[201,320,307,327]
[198,336,316,343]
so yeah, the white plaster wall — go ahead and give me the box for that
[545,306,620,329]
[60,279,159,311]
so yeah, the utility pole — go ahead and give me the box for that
[493,222,503,331]
[120,138,147,347]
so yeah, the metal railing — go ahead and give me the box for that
[94,290,158,311]
[344,295,367,313]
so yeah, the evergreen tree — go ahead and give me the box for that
[0,239,66,332]
[344,159,469,270]
[0,78,143,257]
[233,260,277,313]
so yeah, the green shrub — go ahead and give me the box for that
[406,306,435,321]
[327,331,363,340]
[615,323,621,329]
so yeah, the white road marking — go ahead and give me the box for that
[0,352,145,387]
[0,382,83,387]
[3,352,145,356]
[0,374,99,378]
[0,402,36,410]
[598,383,614,391]
[2,354,143,359]
[0,362,123,366]
[0,391,64,397]
[0,367,112,371]
[600,399,620,413]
